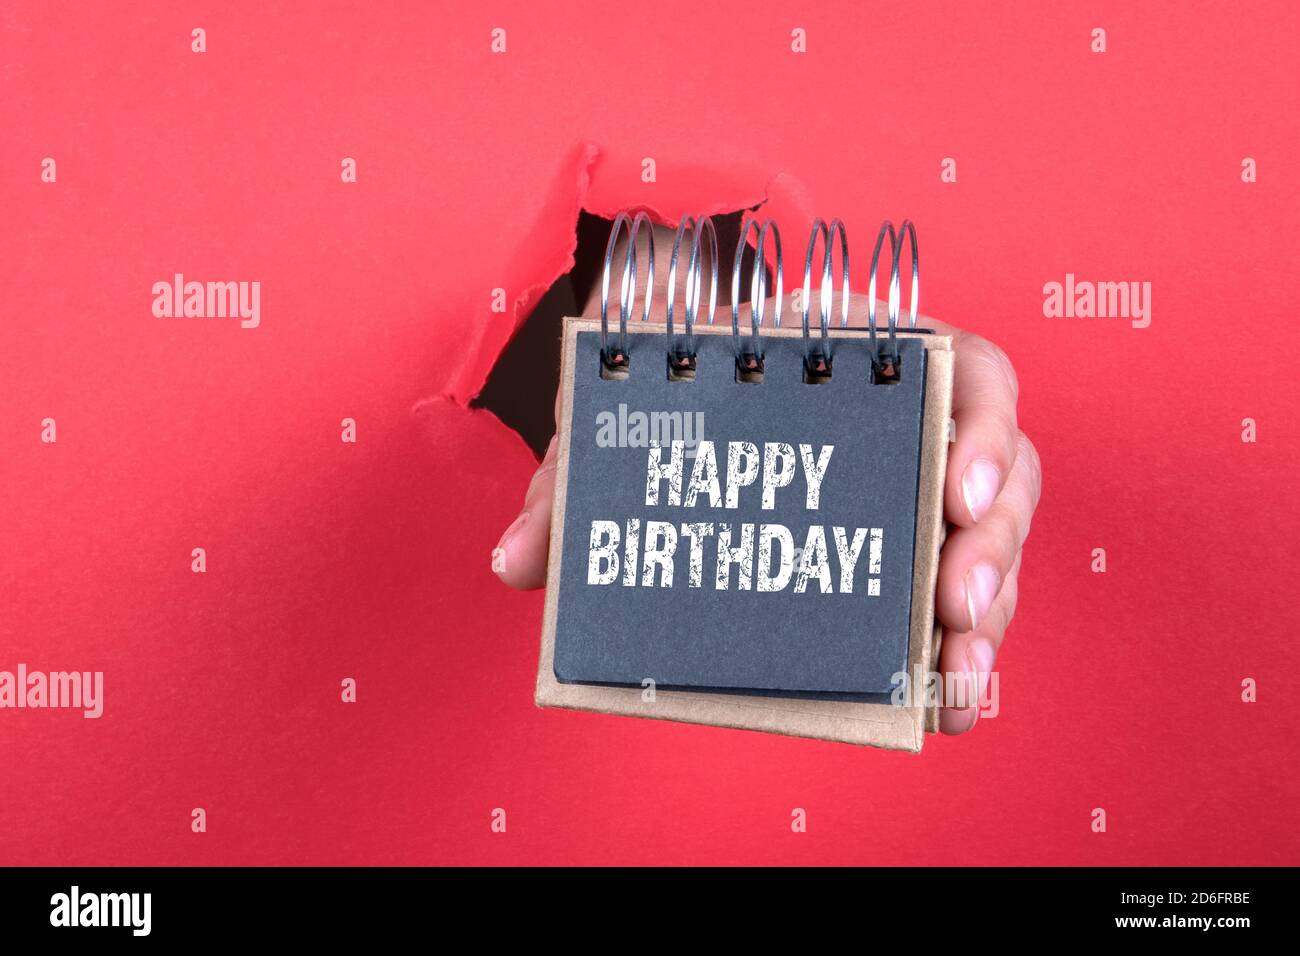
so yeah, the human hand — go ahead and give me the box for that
[493,225,1041,735]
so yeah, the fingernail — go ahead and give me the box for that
[939,706,978,734]
[967,636,995,702]
[495,510,530,555]
[961,459,1000,523]
[964,563,1000,631]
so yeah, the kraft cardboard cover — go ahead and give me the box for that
[536,320,954,752]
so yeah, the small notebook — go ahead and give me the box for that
[536,213,954,751]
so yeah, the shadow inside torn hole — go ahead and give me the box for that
[471,208,769,458]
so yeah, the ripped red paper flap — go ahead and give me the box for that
[448,145,818,405]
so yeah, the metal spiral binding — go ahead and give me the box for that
[867,219,919,378]
[800,218,850,377]
[730,217,782,378]
[599,211,656,372]
[666,214,719,377]
[868,218,920,379]
[595,212,918,382]
[890,219,919,333]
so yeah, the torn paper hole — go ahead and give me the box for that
[471,208,779,456]
[443,143,816,457]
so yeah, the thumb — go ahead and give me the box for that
[493,435,558,590]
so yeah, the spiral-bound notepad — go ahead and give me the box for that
[536,213,954,751]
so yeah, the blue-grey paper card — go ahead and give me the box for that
[553,329,928,696]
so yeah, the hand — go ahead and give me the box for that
[493,225,1041,736]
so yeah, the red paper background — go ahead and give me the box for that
[2,1,1296,865]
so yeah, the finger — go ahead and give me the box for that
[493,434,559,590]
[935,431,1041,632]
[938,553,1021,734]
[943,332,1021,527]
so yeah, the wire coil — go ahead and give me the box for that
[599,211,656,370]
[731,217,783,375]
[867,219,919,377]
[800,218,850,375]
[666,214,719,373]
[594,212,919,380]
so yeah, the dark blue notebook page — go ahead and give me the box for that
[553,330,928,695]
